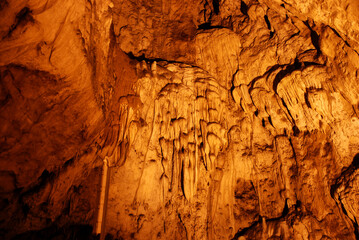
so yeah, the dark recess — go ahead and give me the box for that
[11,224,97,240]
[180,160,186,198]
[355,222,359,240]
[0,0,9,11]
[22,169,56,196]
[6,7,34,38]
[280,98,295,126]
[0,198,9,211]
[63,157,75,168]
[125,52,191,66]
[331,153,359,197]
[295,200,301,209]
[292,125,300,136]
[272,59,301,93]
[330,153,359,240]
[212,0,220,14]
[197,22,226,30]
[303,21,321,55]
[240,1,249,15]
[264,15,271,30]
[268,116,273,126]
[304,90,311,108]
[353,153,359,167]
[232,199,295,239]
[231,218,260,239]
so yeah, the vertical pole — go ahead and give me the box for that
[96,156,109,237]
[101,164,111,239]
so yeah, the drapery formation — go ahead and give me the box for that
[1,0,359,239]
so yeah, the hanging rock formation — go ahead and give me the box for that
[1,0,359,239]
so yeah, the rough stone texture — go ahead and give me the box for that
[1,0,359,239]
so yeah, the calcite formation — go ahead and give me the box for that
[1,0,359,239]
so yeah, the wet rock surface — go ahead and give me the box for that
[1,0,359,239]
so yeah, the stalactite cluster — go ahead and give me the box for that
[1,0,359,239]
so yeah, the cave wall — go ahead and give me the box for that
[1,0,359,239]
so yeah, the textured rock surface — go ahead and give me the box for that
[1,0,359,239]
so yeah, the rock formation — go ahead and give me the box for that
[1,0,359,239]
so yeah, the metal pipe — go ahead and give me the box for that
[96,156,109,237]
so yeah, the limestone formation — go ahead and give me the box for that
[1,0,359,239]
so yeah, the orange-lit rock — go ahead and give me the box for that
[1,0,359,239]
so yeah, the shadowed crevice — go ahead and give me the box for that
[232,199,298,239]
[272,59,301,93]
[240,1,248,15]
[264,15,271,30]
[11,224,97,240]
[212,0,220,14]
[5,7,34,39]
[330,153,359,240]
[330,153,359,198]
[124,52,201,69]
[197,23,227,30]
[231,219,260,240]
[303,21,321,55]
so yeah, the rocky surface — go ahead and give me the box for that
[1,0,359,239]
